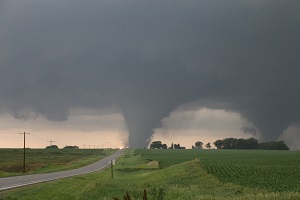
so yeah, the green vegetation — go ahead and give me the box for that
[149,141,168,149]
[214,137,289,150]
[136,149,300,192]
[201,150,300,192]
[45,145,59,149]
[1,149,300,199]
[150,138,289,150]
[0,148,117,177]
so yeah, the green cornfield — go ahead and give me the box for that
[135,149,300,192]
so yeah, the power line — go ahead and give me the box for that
[0,135,21,138]
[31,134,68,148]
[55,141,66,146]
[0,128,19,134]
[30,133,48,141]
[26,137,46,145]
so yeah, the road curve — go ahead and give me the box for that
[0,148,125,191]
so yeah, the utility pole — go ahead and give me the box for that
[111,160,114,178]
[47,140,55,164]
[47,140,55,146]
[19,132,30,173]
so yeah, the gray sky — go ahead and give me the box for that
[0,0,300,148]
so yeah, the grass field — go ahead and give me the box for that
[0,148,117,177]
[1,149,300,200]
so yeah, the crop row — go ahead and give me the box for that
[202,164,300,192]
[135,149,300,192]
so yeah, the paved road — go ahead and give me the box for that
[0,148,125,191]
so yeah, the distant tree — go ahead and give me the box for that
[258,141,289,150]
[195,141,203,149]
[149,141,168,149]
[244,138,258,149]
[214,138,288,150]
[174,143,181,149]
[150,141,162,149]
[63,146,79,149]
[214,140,224,149]
[46,145,58,149]
[224,138,236,149]
[205,142,211,149]
[213,138,258,149]
[169,142,174,149]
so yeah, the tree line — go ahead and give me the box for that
[149,137,289,150]
[214,137,289,150]
[45,145,79,149]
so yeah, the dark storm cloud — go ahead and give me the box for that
[0,0,300,147]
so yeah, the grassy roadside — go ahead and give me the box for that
[0,148,117,177]
[1,149,300,200]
